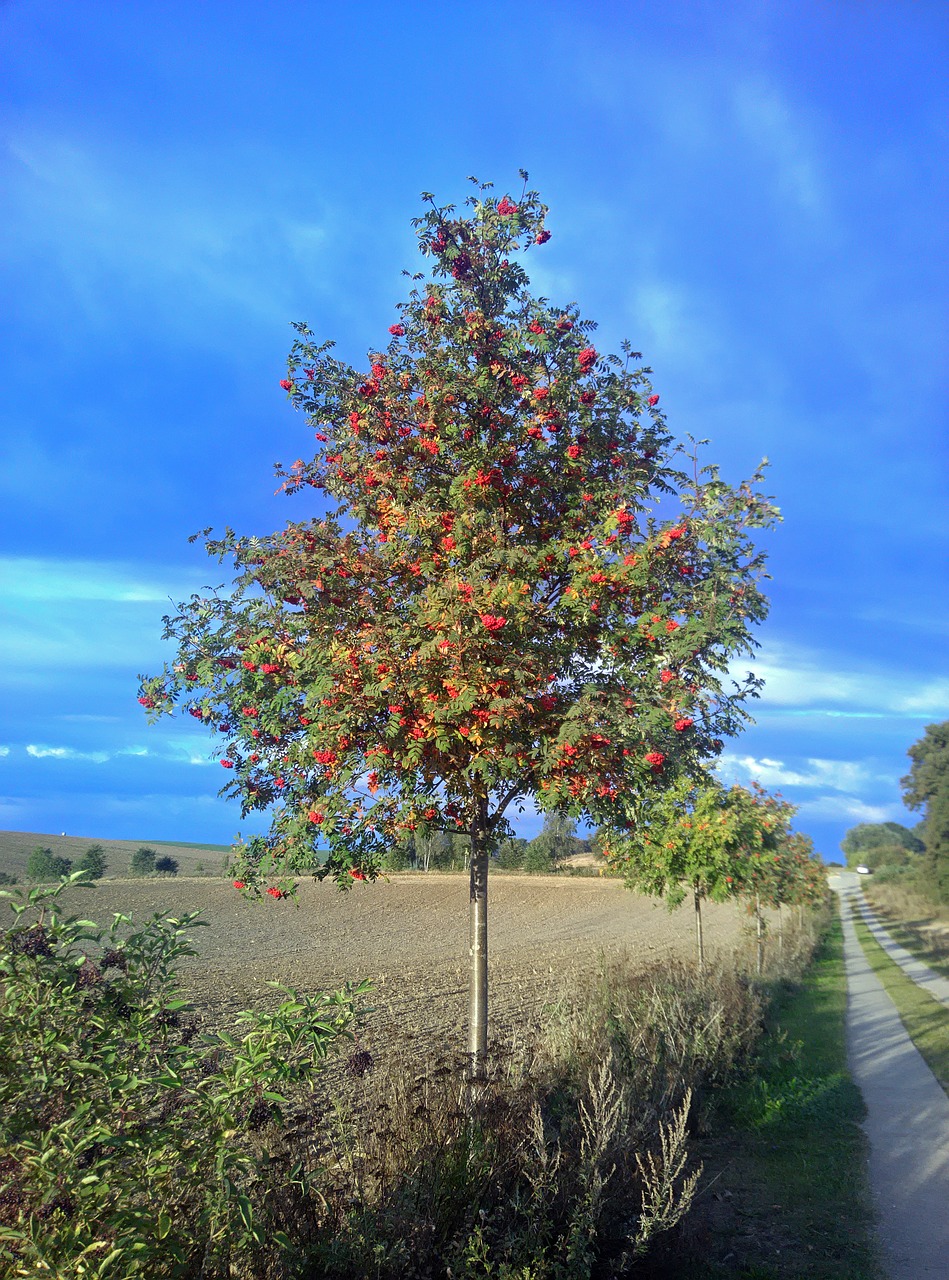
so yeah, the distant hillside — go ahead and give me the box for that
[0,830,233,882]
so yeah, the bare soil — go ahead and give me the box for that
[50,873,750,1058]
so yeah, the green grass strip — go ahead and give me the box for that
[662,915,884,1279]
[853,916,949,1092]
[862,906,949,981]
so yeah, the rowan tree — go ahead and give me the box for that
[140,176,779,1074]
[610,780,795,971]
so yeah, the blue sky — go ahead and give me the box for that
[1,0,946,859]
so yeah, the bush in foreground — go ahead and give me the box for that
[0,875,366,1278]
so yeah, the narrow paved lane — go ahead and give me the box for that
[830,875,949,1279]
[851,888,949,1008]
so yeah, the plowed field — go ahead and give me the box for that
[57,874,750,1058]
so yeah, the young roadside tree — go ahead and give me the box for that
[775,830,828,936]
[729,790,799,975]
[611,781,793,973]
[154,855,180,876]
[140,177,779,1076]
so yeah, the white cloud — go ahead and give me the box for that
[26,744,110,764]
[0,746,10,757]
[628,279,725,374]
[0,556,211,676]
[5,132,336,335]
[720,753,878,794]
[0,557,192,604]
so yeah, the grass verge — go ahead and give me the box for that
[852,916,949,1092]
[642,912,884,1279]
[861,894,949,981]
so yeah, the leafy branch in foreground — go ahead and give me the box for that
[0,875,367,1279]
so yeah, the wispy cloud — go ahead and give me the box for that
[0,556,207,675]
[5,131,336,336]
[738,641,949,719]
[14,740,215,768]
[716,751,907,838]
[795,795,897,826]
[0,557,193,604]
[730,76,828,223]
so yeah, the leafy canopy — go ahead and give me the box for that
[140,176,780,891]
[840,820,923,864]
[902,720,949,902]
[610,781,788,906]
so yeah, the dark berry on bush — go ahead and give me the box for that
[346,1049,375,1078]
[245,1099,273,1130]
[0,1185,25,1218]
[100,947,128,971]
[154,1008,181,1029]
[104,989,133,1020]
[8,924,52,957]
[37,1194,76,1220]
[75,959,102,989]
[75,1141,104,1170]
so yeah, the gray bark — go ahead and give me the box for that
[756,893,764,977]
[468,796,490,1080]
[693,886,705,975]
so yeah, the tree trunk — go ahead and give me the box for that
[756,894,764,977]
[778,902,784,954]
[693,886,705,975]
[468,796,490,1081]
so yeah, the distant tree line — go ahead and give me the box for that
[15,844,183,884]
[376,810,598,875]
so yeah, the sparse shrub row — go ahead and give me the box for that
[1,876,825,1279]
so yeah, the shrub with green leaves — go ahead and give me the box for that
[154,854,179,875]
[26,846,72,883]
[76,843,107,881]
[127,846,156,877]
[0,873,367,1279]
